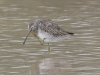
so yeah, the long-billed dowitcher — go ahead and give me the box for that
[23,19,74,51]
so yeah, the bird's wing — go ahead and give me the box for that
[39,20,70,37]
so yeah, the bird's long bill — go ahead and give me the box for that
[23,30,31,45]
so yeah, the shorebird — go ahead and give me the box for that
[23,19,74,51]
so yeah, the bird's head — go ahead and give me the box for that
[28,22,34,30]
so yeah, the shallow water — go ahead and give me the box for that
[0,0,100,75]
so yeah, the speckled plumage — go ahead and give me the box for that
[28,19,74,42]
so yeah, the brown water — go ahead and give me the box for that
[0,0,100,75]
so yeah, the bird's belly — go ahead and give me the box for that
[38,31,55,42]
[38,31,69,42]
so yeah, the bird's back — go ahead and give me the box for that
[38,19,74,36]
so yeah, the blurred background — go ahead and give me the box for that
[0,0,100,75]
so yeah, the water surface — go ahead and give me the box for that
[0,0,100,75]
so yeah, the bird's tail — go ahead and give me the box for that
[68,32,74,35]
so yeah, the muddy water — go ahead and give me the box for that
[0,0,100,75]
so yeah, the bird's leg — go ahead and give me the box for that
[48,43,50,52]
[30,31,43,45]
[41,38,45,45]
